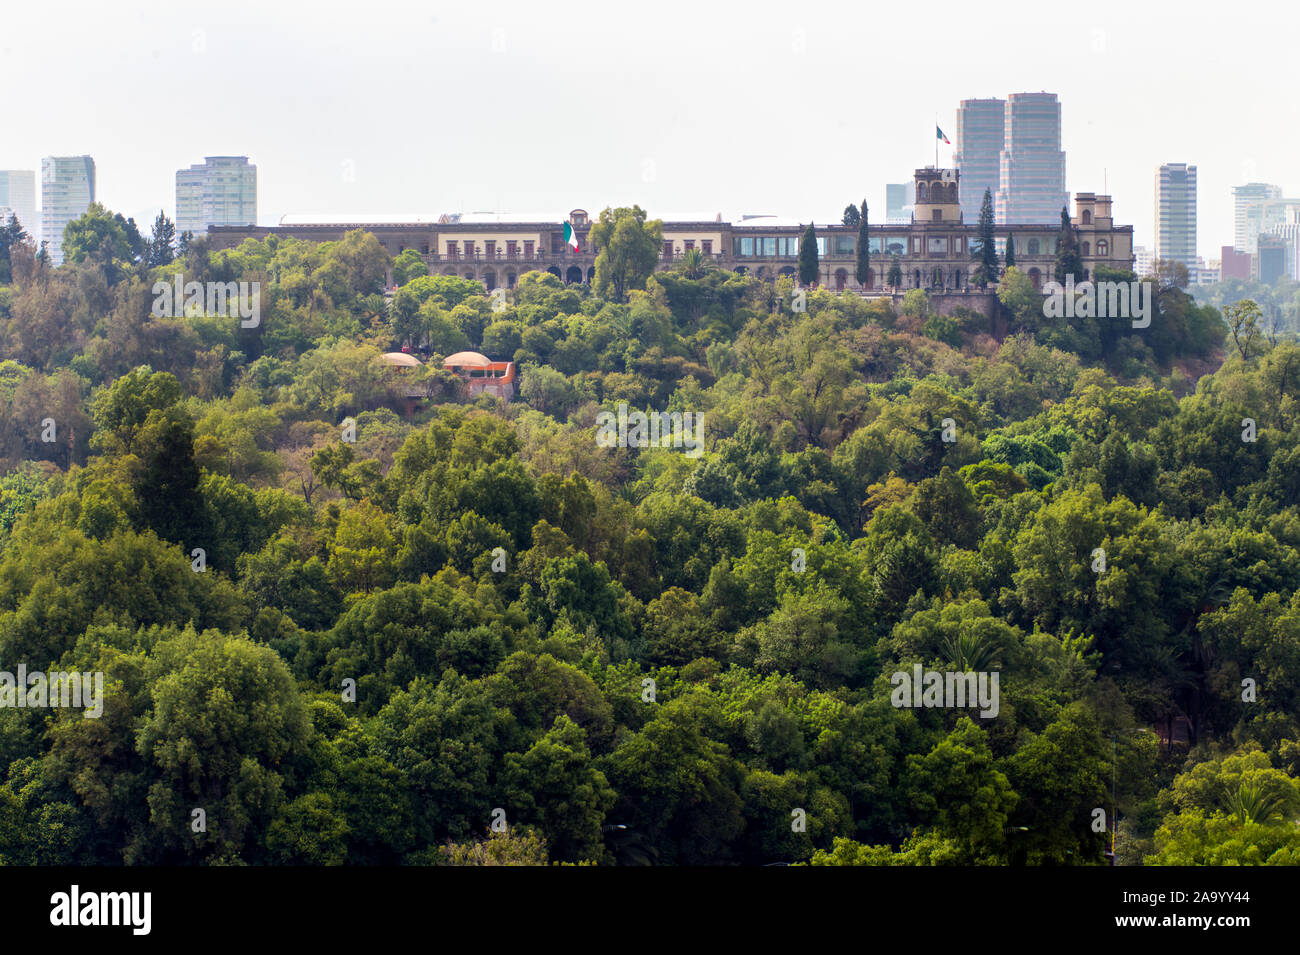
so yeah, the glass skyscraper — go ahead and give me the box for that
[954,98,1004,222]
[0,170,37,240]
[994,93,1067,225]
[41,155,96,266]
[1155,163,1198,270]
[1233,182,1282,253]
[176,156,257,236]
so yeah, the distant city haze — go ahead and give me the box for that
[4,0,1297,254]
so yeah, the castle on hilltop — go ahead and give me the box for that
[208,167,1133,296]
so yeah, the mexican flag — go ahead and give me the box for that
[937,126,950,144]
[563,221,580,252]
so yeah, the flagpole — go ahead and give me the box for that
[935,113,938,168]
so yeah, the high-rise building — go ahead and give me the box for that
[1233,182,1282,253]
[954,98,1005,222]
[41,155,95,266]
[1133,245,1155,277]
[885,182,914,223]
[1257,234,1287,284]
[1240,196,1300,258]
[175,156,257,236]
[1154,163,1197,270]
[1266,207,1300,281]
[995,92,1067,225]
[0,170,38,239]
[1220,245,1252,281]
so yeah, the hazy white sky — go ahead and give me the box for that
[4,0,1296,255]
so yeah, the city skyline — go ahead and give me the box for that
[2,1,1297,255]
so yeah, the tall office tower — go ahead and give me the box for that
[41,155,95,266]
[1154,163,1198,270]
[0,170,38,239]
[1257,234,1288,283]
[175,156,257,236]
[885,182,915,223]
[1240,196,1300,257]
[994,92,1067,225]
[954,97,1005,221]
[1233,182,1282,253]
[1267,206,1300,281]
[1133,246,1155,278]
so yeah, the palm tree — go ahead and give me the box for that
[679,247,708,280]
[1222,782,1288,826]
[941,628,1001,672]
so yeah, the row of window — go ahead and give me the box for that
[729,234,1112,258]
[444,240,538,259]
[391,235,1111,260]
[662,239,715,257]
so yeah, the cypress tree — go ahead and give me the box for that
[971,188,1000,288]
[1054,206,1083,283]
[798,223,819,287]
[146,211,177,268]
[887,256,902,288]
[855,200,870,287]
[1005,233,1016,268]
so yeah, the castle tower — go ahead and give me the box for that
[913,168,962,224]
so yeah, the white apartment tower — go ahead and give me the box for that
[1233,182,1282,253]
[41,155,96,266]
[0,171,38,239]
[175,156,257,236]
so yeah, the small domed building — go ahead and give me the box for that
[443,351,517,400]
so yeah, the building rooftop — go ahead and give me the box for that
[443,351,492,366]
[381,352,423,367]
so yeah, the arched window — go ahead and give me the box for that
[1098,239,1109,256]
[917,182,929,202]
[1082,210,1092,225]
[1082,241,1091,256]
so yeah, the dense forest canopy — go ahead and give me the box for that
[1,203,1298,866]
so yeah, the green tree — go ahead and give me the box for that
[842,204,860,227]
[0,213,30,284]
[589,206,663,302]
[1054,206,1083,283]
[392,248,430,286]
[144,211,176,268]
[855,201,870,287]
[1004,233,1016,267]
[1224,299,1265,361]
[997,267,1041,332]
[798,223,819,287]
[971,188,1000,288]
[500,714,615,862]
[61,202,136,275]
[599,693,745,865]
